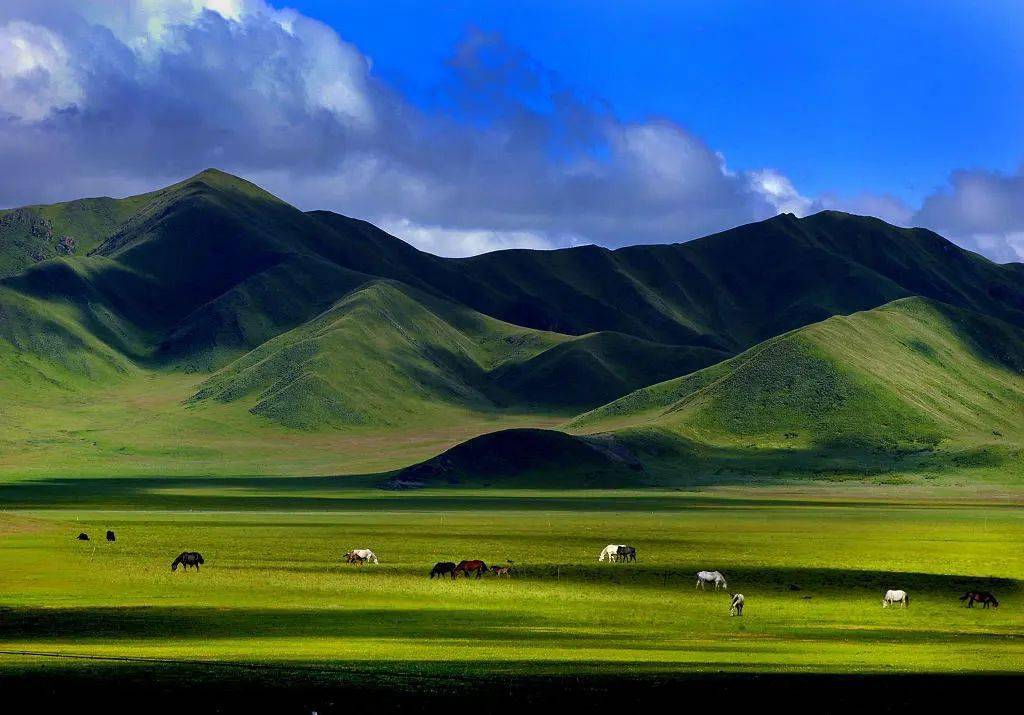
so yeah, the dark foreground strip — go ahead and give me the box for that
[0,650,1017,714]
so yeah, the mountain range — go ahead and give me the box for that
[2,169,1022,485]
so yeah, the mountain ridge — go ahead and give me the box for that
[2,169,1023,482]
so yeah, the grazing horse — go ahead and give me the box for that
[696,571,728,590]
[616,545,637,563]
[345,549,379,565]
[171,552,204,571]
[730,593,745,616]
[599,544,625,562]
[430,562,457,579]
[960,591,999,609]
[453,560,488,579]
[883,589,908,608]
[106,530,116,542]
[490,560,514,577]
[76,533,89,541]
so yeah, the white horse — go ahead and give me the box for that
[730,593,745,616]
[599,544,625,562]
[345,548,379,564]
[883,589,908,608]
[696,570,727,590]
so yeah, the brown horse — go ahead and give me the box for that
[960,591,999,608]
[430,562,457,579]
[453,559,488,579]
[345,552,368,566]
[490,560,514,577]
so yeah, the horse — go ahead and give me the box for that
[106,530,116,542]
[960,591,999,609]
[345,549,379,565]
[430,562,457,579]
[696,571,728,590]
[490,560,514,577]
[616,545,637,562]
[76,533,89,541]
[171,552,204,571]
[599,544,625,562]
[730,593,745,616]
[346,553,368,566]
[453,560,488,579]
[883,589,908,608]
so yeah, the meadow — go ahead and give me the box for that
[2,486,1023,697]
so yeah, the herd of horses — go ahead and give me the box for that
[74,533,1002,612]
[425,560,515,579]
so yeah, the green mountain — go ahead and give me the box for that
[2,169,1023,482]
[311,209,1024,352]
[561,297,1024,471]
[189,280,566,429]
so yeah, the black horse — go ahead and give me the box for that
[960,591,999,608]
[106,530,116,542]
[617,545,637,562]
[171,552,205,571]
[76,533,89,541]
[430,561,457,579]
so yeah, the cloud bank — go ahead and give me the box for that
[0,0,1019,261]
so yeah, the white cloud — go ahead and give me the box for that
[748,169,814,216]
[0,20,81,120]
[7,0,1015,264]
[379,218,557,257]
[914,168,1024,262]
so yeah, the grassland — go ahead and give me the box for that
[2,487,1023,709]
[3,169,1024,707]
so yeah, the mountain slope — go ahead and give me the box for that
[188,280,725,428]
[6,170,1023,367]
[0,285,136,395]
[2,169,1024,480]
[391,297,1024,487]
[189,280,568,429]
[489,332,728,409]
[571,297,1024,449]
[3,171,399,369]
[312,209,1024,352]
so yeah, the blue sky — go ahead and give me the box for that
[294,0,1024,205]
[2,1,1023,260]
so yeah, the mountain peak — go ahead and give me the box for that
[170,168,284,205]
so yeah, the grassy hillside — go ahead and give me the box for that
[571,297,1024,453]
[308,207,1024,353]
[2,169,1024,482]
[0,286,136,393]
[0,195,151,278]
[189,280,566,429]
[490,332,728,409]
[389,297,1024,488]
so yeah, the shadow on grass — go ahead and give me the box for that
[200,562,1020,597]
[1,656,1023,713]
[0,605,602,645]
[2,474,1021,511]
[529,563,1021,594]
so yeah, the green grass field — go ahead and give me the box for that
[5,171,1024,709]
[3,487,1023,690]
